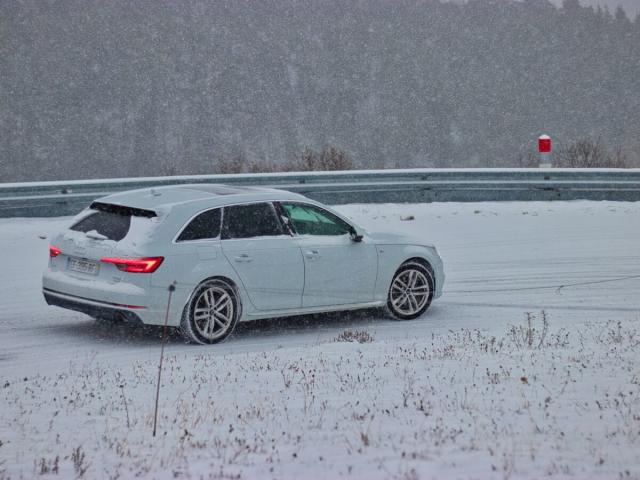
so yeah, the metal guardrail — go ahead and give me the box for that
[1,168,639,218]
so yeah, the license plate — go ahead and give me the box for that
[68,257,100,276]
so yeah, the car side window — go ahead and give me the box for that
[222,203,283,239]
[176,208,221,242]
[281,203,351,236]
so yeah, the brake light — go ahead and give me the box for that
[49,245,62,258]
[100,256,164,273]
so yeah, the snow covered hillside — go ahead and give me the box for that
[1,201,639,479]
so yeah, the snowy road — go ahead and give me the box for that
[1,201,638,380]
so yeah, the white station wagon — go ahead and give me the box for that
[43,185,444,344]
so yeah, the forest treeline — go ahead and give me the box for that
[2,0,639,181]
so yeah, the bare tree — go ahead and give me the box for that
[213,153,246,174]
[294,145,355,171]
[212,146,355,174]
[555,138,627,168]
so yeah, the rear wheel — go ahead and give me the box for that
[386,261,434,320]
[180,279,240,344]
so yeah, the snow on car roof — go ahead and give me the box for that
[96,183,305,212]
[176,184,274,196]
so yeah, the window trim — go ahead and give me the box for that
[273,202,296,236]
[277,201,354,237]
[172,207,223,244]
[172,199,353,245]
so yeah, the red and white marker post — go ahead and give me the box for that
[538,134,552,168]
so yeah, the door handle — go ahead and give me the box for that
[304,250,320,259]
[234,254,253,263]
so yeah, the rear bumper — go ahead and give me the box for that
[43,288,144,324]
[42,268,192,326]
[42,267,177,326]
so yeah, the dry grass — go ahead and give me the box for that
[334,329,375,343]
[2,313,639,479]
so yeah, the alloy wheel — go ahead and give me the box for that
[388,264,433,319]
[192,286,234,341]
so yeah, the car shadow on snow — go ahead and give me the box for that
[50,307,394,347]
[232,308,385,341]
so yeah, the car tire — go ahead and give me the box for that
[385,261,434,320]
[180,279,240,345]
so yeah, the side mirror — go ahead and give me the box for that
[349,227,363,243]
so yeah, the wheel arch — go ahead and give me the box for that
[401,256,435,279]
[373,245,437,302]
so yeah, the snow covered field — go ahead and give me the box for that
[1,201,639,479]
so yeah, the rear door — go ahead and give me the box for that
[279,202,378,307]
[220,202,304,311]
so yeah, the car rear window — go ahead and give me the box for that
[71,210,132,241]
[177,208,221,242]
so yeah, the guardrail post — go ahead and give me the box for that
[538,135,552,168]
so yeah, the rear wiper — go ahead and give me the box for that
[85,230,108,241]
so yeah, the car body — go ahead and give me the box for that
[43,184,444,343]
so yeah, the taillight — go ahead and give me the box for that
[100,256,164,273]
[49,245,62,258]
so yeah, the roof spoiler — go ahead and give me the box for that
[90,201,157,218]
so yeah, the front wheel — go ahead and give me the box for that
[386,261,434,320]
[180,279,240,344]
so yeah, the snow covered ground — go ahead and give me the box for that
[1,201,639,479]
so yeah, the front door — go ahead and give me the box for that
[280,202,378,307]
